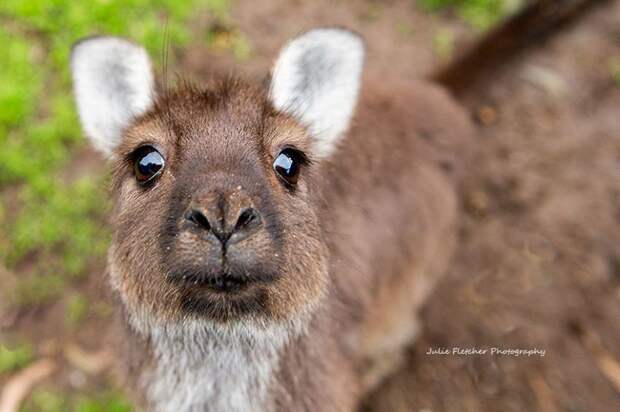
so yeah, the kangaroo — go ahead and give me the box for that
[71,28,470,411]
[69,1,604,407]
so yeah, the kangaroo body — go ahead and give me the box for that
[111,79,472,411]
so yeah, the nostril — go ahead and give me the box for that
[186,208,211,231]
[235,208,261,232]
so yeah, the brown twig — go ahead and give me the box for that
[579,327,620,393]
[0,358,56,412]
[64,344,112,375]
[529,373,560,412]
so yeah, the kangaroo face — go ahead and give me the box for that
[71,30,364,330]
[107,83,328,325]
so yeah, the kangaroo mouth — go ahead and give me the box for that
[170,272,252,293]
[167,267,278,294]
[164,260,280,320]
[166,269,277,321]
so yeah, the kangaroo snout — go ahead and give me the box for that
[164,184,280,298]
[184,189,263,247]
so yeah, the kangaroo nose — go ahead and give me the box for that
[184,192,262,246]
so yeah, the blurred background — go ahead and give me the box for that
[0,0,619,411]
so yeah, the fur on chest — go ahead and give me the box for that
[134,318,299,412]
[145,345,275,411]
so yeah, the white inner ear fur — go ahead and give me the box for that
[269,28,365,158]
[71,37,155,156]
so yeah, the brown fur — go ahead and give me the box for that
[106,73,474,410]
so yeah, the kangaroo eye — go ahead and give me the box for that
[273,148,304,186]
[133,145,165,184]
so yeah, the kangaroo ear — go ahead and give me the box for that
[269,28,365,158]
[71,37,155,156]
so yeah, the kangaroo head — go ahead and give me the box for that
[70,29,365,332]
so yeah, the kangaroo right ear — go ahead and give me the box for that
[269,28,365,159]
[71,37,155,156]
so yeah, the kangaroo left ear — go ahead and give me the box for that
[269,28,365,159]
[71,36,155,156]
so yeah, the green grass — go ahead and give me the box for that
[22,389,132,412]
[418,0,523,30]
[433,28,455,60]
[0,343,34,375]
[65,293,89,327]
[204,25,252,61]
[0,0,231,307]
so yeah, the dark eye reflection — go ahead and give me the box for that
[133,145,165,183]
[273,148,304,186]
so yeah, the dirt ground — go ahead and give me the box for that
[3,0,620,410]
